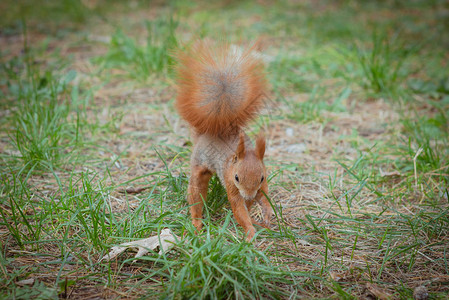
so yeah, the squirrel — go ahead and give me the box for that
[174,41,273,241]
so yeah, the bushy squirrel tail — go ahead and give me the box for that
[174,41,267,136]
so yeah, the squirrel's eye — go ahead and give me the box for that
[235,174,239,182]
[261,176,264,183]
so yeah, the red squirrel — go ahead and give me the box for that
[174,41,273,241]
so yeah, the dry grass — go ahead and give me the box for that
[1,0,448,299]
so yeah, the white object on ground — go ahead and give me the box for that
[101,229,179,262]
[285,143,307,154]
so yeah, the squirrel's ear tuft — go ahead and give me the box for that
[255,133,266,160]
[236,132,246,159]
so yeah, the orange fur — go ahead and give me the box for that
[174,41,267,136]
[174,40,273,241]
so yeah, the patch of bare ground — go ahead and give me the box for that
[2,2,448,298]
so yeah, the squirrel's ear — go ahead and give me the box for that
[255,133,266,160]
[236,132,246,159]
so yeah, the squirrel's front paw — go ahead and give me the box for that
[192,219,203,233]
[263,205,274,226]
[245,226,256,242]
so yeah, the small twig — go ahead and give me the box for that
[424,163,449,175]
[119,187,148,194]
[417,250,435,263]
[413,147,423,189]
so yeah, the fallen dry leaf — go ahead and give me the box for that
[101,229,179,262]
[119,186,148,194]
[329,271,343,282]
[366,283,392,300]
[379,169,401,178]
[16,278,35,286]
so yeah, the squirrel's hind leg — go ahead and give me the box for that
[187,165,212,232]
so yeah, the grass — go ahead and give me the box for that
[161,213,310,299]
[1,0,449,298]
[0,28,111,176]
[353,31,418,99]
[94,17,179,82]
[0,0,136,35]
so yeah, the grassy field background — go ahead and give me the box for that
[1,0,448,298]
